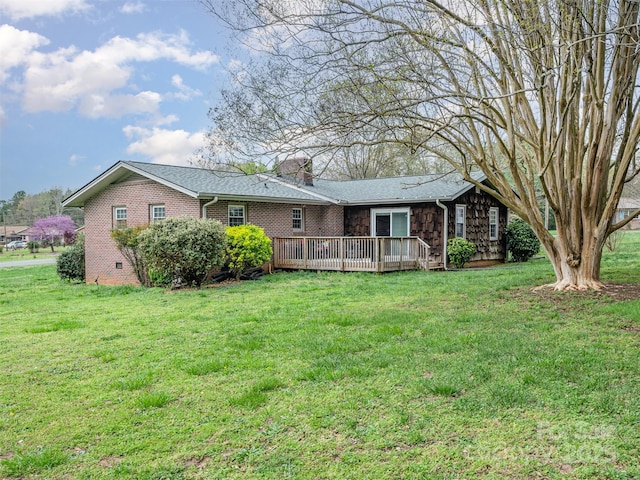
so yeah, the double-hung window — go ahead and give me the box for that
[114,207,127,228]
[455,205,466,238]
[150,204,166,223]
[489,207,499,240]
[228,205,246,226]
[292,208,303,231]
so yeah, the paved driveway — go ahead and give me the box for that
[0,258,57,268]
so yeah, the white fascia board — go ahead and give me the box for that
[62,161,131,207]
[345,197,454,206]
[62,161,200,208]
[207,194,329,205]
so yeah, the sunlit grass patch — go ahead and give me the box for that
[135,391,173,409]
[113,372,153,391]
[1,448,68,477]
[230,377,285,409]
[426,382,463,397]
[26,319,83,333]
[183,358,227,376]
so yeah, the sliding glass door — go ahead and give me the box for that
[371,208,409,237]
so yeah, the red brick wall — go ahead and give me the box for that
[203,200,344,238]
[85,179,345,285]
[84,180,200,285]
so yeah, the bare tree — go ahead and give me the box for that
[203,0,640,290]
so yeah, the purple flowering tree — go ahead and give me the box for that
[32,215,77,252]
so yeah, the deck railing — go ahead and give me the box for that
[273,236,430,273]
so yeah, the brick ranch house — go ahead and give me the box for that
[62,160,509,285]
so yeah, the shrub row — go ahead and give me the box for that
[59,217,272,287]
[60,217,541,284]
[446,217,541,268]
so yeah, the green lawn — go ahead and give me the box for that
[0,233,638,479]
[0,246,67,263]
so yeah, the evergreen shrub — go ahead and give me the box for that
[56,234,85,282]
[139,217,227,287]
[505,218,541,262]
[226,224,272,279]
[447,237,476,269]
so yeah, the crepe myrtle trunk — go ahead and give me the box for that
[538,221,605,291]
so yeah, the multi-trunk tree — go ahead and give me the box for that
[204,0,640,290]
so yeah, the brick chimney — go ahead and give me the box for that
[276,156,313,186]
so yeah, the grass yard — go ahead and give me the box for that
[0,233,639,479]
[0,246,67,263]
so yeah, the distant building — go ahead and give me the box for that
[614,198,640,230]
[1,226,30,244]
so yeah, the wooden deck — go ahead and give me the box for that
[272,236,430,273]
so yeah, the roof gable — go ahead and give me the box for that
[63,161,333,207]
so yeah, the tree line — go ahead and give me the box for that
[0,188,84,227]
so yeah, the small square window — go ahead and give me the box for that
[228,205,245,226]
[150,204,166,223]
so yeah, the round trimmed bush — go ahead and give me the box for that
[447,237,476,269]
[56,234,85,282]
[139,217,227,287]
[226,224,272,279]
[505,218,541,262]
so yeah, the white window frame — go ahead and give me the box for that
[455,204,466,238]
[292,207,303,231]
[150,204,166,223]
[228,205,246,226]
[489,207,499,241]
[113,206,127,228]
[370,207,411,237]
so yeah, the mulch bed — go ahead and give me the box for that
[530,282,640,302]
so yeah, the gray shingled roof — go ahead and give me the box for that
[306,171,487,204]
[124,161,326,202]
[63,160,487,208]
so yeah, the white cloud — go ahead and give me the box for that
[19,30,219,118]
[123,125,206,165]
[78,91,161,118]
[0,0,89,20]
[169,74,201,101]
[69,154,85,166]
[120,2,145,14]
[152,114,180,126]
[0,104,6,127]
[0,25,49,83]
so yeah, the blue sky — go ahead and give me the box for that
[0,0,234,198]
